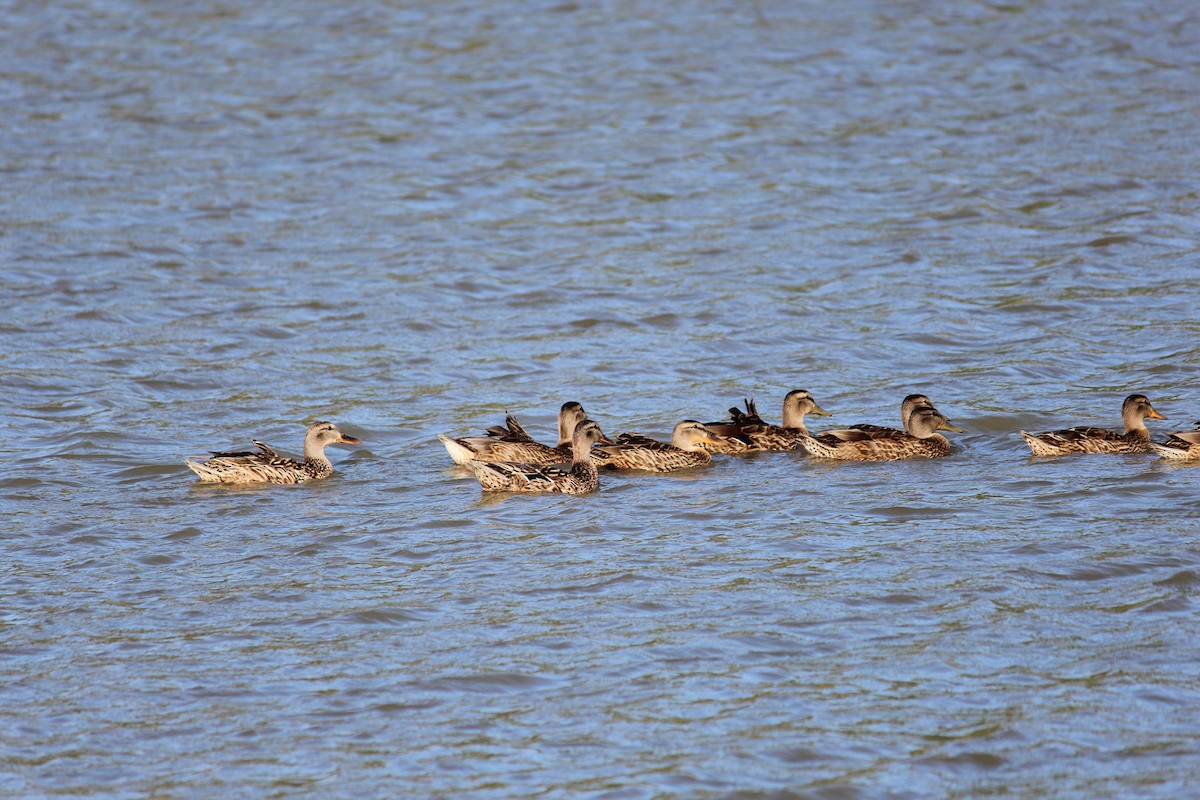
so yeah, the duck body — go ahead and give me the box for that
[1020,394,1165,456]
[465,419,610,494]
[801,406,962,462]
[1150,423,1200,460]
[1020,427,1151,456]
[592,420,727,472]
[439,402,586,465]
[802,430,951,461]
[702,390,831,453]
[186,422,361,484]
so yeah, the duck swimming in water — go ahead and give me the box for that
[839,393,932,437]
[800,405,963,461]
[1020,394,1166,456]
[1149,421,1200,460]
[438,402,587,465]
[591,420,733,472]
[464,419,612,494]
[186,421,361,484]
[702,390,832,452]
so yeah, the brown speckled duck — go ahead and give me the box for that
[800,406,963,461]
[702,390,832,452]
[1150,421,1200,460]
[1020,394,1166,456]
[464,419,612,494]
[591,420,731,472]
[841,394,932,437]
[186,421,361,484]
[439,401,587,465]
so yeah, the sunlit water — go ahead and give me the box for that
[3,1,1199,797]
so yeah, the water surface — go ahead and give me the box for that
[2,1,1199,798]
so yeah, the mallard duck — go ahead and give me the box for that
[1151,422,1200,460]
[841,393,932,437]
[592,420,732,472]
[800,406,963,461]
[1020,394,1166,456]
[438,401,587,465]
[465,419,612,494]
[702,389,832,452]
[186,421,361,484]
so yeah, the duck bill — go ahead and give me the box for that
[810,404,832,417]
[340,435,363,444]
[1148,409,1166,420]
[938,421,964,433]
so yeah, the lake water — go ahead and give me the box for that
[3,1,1199,797]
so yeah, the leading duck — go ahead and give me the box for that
[186,421,361,484]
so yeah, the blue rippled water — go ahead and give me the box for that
[2,1,1199,798]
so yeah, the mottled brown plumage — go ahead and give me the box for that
[592,420,730,472]
[702,390,832,452]
[465,419,611,494]
[186,421,361,484]
[840,394,932,438]
[1151,423,1200,460]
[801,406,962,461]
[439,401,587,465]
[1020,394,1165,456]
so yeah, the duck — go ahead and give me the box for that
[186,421,361,484]
[438,401,587,465]
[1020,394,1166,456]
[840,393,932,437]
[702,389,832,452]
[464,419,612,494]
[591,420,733,472]
[1150,421,1200,460]
[800,406,963,461]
